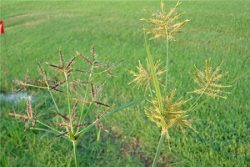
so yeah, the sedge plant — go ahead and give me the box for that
[130,1,232,167]
[10,47,139,167]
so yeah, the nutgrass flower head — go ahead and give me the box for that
[141,1,190,41]
[9,99,36,127]
[129,59,166,91]
[192,60,231,99]
[145,90,192,137]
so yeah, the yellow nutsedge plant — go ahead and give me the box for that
[10,48,139,167]
[130,1,232,167]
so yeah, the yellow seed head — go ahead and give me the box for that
[129,59,166,91]
[142,1,190,41]
[192,59,231,99]
[145,90,192,137]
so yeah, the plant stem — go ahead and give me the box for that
[76,99,142,137]
[64,72,73,133]
[164,36,169,92]
[188,84,209,112]
[152,131,165,167]
[18,83,48,90]
[77,63,94,133]
[143,29,165,167]
[44,76,60,113]
[36,120,61,134]
[72,141,78,167]
[97,127,101,142]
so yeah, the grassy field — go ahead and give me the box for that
[0,1,250,167]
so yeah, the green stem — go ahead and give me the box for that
[77,64,94,133]
[164,36,169,92]
[19,83,48,90]
[152,131,165,167]
[64,72,73,133]
[44,78,60,113]
[97,127,101,142]
[188,84,209,112]
[76,99,142,137]
[189,93,204,111]
[30,127,57,134]
[36,120,61,134]
[72,141,78,167]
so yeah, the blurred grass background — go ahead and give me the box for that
[0,1,249,166]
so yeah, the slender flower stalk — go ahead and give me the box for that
[73,141,78,167]
[152,131,165,167]
[64,71,74,133]
[164,36,169,92]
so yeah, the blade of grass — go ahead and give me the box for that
[36,120,61,134]
[76,99,143,137]
[143,29,164,112]
[30,127,59,135]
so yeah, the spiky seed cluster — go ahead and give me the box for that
[129,59,166,91]
[48,55,77,75]
[9,99,35,127]
[145,90,191,137]
[49,50,111,138]
[12,48,113,140]
[192,60,231,99]
[142,1,189,40]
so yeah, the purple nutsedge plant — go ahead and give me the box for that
[10,47,139,167]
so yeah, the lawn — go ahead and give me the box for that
[0,1,249,167]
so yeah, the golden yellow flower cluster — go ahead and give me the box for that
[142,1,190,41]
[145,90,191,137]
[192,60,231,99]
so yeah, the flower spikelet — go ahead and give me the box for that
[129,59,166,91]
[192,60,231,99]
[145,90,191,137]
[142,1,190,41]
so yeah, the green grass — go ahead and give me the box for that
[0,1,249,166]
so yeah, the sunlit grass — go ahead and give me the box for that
[0,1,249,166]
